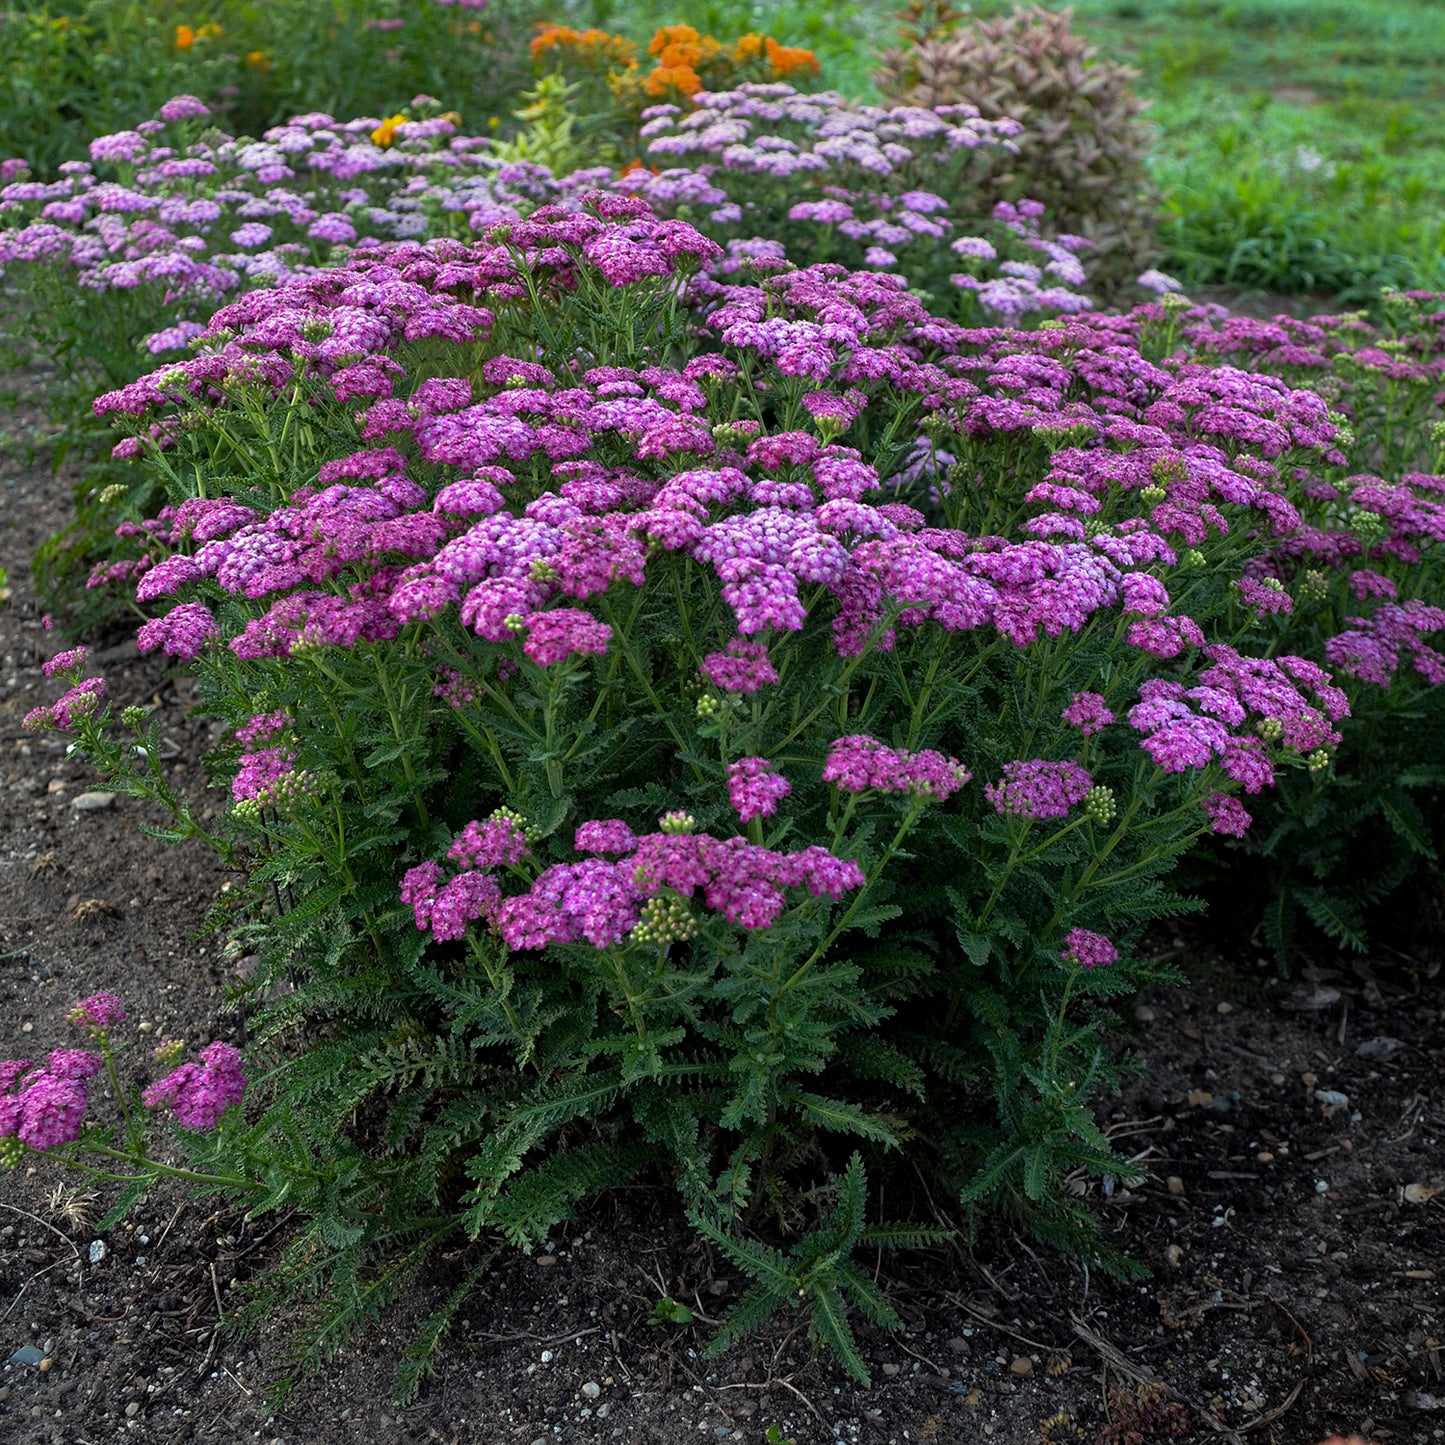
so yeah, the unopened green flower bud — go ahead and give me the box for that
[232,798,261,823]
[299,317,334,343]
[1182,548,1206,568]
[630,894,698,946]
[695,694,720,719]
[120,705,147,729]
[503,613,527,634]
[1307,749,1330,773]
[1299,569,1330,600]
[1161,291,1191,312]
[1351,510,1387,547]
[0,1136,24,1170]
[489,805,540,846]
[1037,318,1067,330]
[1259,718,1284,743]
[1083,785,1117,826]
[528,558,556,583]
[152,1038,186,1068]
[1140,485,1168,505]
[659,811,695,835]
[1430,421,1445,447]
[1084,518,1110,537]
[99,484,127,505]
[812,415,847,443]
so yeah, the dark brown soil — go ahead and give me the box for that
[2,366,1443,1445]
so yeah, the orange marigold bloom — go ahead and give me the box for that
[245,49,270,70]
[645,63,702,98]
[175,24,196,49]
[530,22,578,59]
[656,40,702,69]
[765,37,819,76]
[734,33,767,63]
[648,23,699,57]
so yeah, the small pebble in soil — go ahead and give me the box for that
[9,1346,44,1367]
[70,791,114,811]
[1166,1175,1186,1195]
[580,1381,601,1399]
[88,1240,106,1263]
[1010,1356,1033,1377]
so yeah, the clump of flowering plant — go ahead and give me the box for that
[0,993,250,1195]
[35,193,1443,1393]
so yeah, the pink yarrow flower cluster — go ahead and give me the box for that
[143,1041,246,1129]
[0,1048,101,1151]
[822,734,971,800]
[985,759,1093,819]
[1061,928,1118,969]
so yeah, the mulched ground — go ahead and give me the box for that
[2,362,1443,1445]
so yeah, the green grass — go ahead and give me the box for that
[970,0,1445,298]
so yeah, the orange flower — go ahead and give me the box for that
[647,23,698,57]
[656,39,702,69]
[618,158,661,177]
[765,37,818,77]
[734,33,767,64]
[370,113,408,147]
[245,49,270,70]
[645,63,702,98]
[530,22,578,60]
[175,24,196,49]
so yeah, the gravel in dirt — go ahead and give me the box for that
[2,370,1443,1445]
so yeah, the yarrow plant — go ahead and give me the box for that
[0,993,248,1189]
[25,188,1445,1394]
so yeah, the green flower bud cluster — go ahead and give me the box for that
[1258,717,1284,743]
[1430,421,1445,447]
[120,705,148,729]
[1350,510,1387,548]
[0,1136,24,1170]
[528,558,557,583]
[255,768,318,811]
[99,484,127,504]
[1307,749,1331,773]
[1161,291,1191,312]
[1083,785,1117,826]
[299,317,335,343]
[1299,569,1330,600]
[1182,548,1207,568]
[489,805,540,847]
[1139,484,1167,505]
[1084,518,1111,538]
[659,811,695,836]
[503,613,527,634]
[1030,421,1094,451]
[232,798,262,824]
[630,894,698,946]
[152,1039,186,1068]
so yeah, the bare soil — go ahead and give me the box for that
[2,367,1443,1445]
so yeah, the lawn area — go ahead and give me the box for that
[968,0,1445,298]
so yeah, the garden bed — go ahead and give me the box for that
[2,370,1440,1445]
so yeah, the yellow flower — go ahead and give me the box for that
[245,49,271,71]
[371,113,408,147]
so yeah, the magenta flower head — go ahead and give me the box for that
[727,757,792,823]
[700,638,779,695]
[42,645,90,678]
[8,1070,89,1150]
[1061,928,1118,969]
[142,1041,245,1129]
[575,820,638,855]
[1061,691,1114,737]
[822,735,971,802]
[68,991,126,1034]
[985,760,1093,820]
[1203,792,1251,838]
